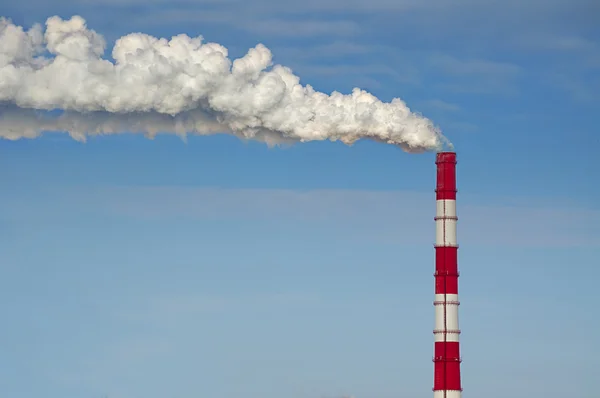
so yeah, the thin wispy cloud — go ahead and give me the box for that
[247,19,361,37]
[420,99,461,112]
[443,121,478,133]
[425,54,523,95]
[3,186,597,248]
[130,9,361,38]
[120,292,323,323]
[427,54,522,78]
[291,64,420,86]
[58,0,597,14]
[272,41,377,60]
[545,72,600,102]
[101,187,600,247]
[520,34,599,53]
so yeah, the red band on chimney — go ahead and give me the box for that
[435,246,458,294]
[436,152,457,200]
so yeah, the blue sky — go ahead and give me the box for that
[1,1,599,398]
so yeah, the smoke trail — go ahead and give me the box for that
[0,106,299,146]
[0,15,451,152]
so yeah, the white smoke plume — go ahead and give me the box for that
[0,15,452,152]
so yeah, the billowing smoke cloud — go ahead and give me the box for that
[0,15,451,152]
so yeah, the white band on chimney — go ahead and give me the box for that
[436,199,456,218]
[433,390,462,398]
[434,298,460,332]
[434,293,460,342]
[433,330,461,342]
[435,199,457,246]
[435,293,459,303]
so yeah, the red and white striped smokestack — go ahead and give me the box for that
[433,151,462,398]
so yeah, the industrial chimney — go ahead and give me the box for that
[433,152,462,398]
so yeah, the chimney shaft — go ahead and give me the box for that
[433,152,462,398]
